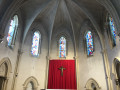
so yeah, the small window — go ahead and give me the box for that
[109,16,116,46]
[91,83,97,90]
[26,82,34,90]
[85,78,101,90]
[86,31,94,56]
[59,37,66,58]
[31,31,41,56]
[7,15,18,47]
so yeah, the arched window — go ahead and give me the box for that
[26,82,34,90]
[109,16,116,46]
[0,57,12,90]
[0,63,8,90]
[7,15,18,47]
[86,31,94,56]
[91,83,97,90]
[59,37,66,58]
[85,78,101,90]
[31,31,41,56]
[23,76,39,90]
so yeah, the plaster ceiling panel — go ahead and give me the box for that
[73,0,105,24]
[0,0,13,22]
[35,0,59,36]
[65,0,87,35]
[52,0,72,33]
[20,0,51,42]
[21,0,51,22]
[65,0,88,45]
[51,0,75,46]
[110,0,120,16]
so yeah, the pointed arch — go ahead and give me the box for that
[59,36,66,58]
[0,57,12,90]
[7,15,18,47]
[112,58,120,89]
[0,57,12,77]
[23,76,39,90]
[112,57,120,74]
[31,31,41,57]
[85,78,101,90]
[85,31,94,56]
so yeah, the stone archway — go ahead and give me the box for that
[23,76,39,90]
[0,57,12,90]
[112,58,120,90]
[85,78,101,90]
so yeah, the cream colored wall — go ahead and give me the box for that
[104,29,120,90]
[0,15,22,90]
[15,23,48,90]
[0,20,110,90]
[50,28,74,59]
[77,23,108,90]
[78,35,107,90]
[7,21,108,90]
[16,26,75,90]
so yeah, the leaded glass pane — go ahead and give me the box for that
[86,31,93,56]
[31,32,40,56]
[59,37,66,58]
[109,16,116,46]
[7,15,18,46]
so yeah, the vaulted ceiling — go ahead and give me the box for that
[1,0,108,53]
[0,0,13,21]
[19,0,105,44]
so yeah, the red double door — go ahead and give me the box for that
[48,60,77,89]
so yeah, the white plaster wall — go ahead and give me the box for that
[78,27,107,90]
[15,23,48,90]
[104,30,120,90]
[0,15,22,90]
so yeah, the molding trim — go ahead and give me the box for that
[85,78,101,90]
[0,57,12,76]
[23,76,39,90]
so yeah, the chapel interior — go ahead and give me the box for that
[0,0,120,90]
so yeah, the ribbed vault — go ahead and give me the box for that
[19,0,107,55]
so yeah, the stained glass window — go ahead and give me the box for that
[7,15,18,46]
[59,37,66,58]
[31,31,40,56]
[109,16,116,46]
[86,31,94,56]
